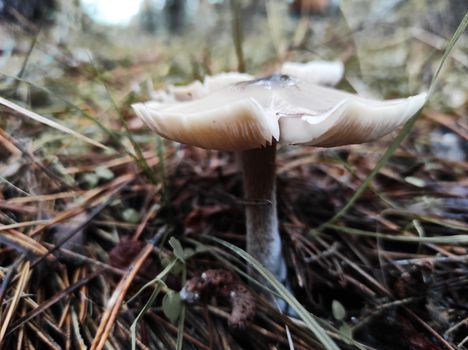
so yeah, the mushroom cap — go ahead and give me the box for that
[281,60,344,86]
[152,60,343,104]
[133,74,427,151]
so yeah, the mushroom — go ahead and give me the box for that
[152,60,342,103]
[132,74,427,284]
[281,60,344,86]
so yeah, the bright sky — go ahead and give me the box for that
[81,0,145,26]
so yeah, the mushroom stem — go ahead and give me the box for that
[239,142,286,283]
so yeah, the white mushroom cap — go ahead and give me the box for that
[149,61,342,104]
[281,60,344,86]
[133,74,427,151]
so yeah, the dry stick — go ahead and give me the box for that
[41,242,133,277]
[26,321,61,350]
[6,269,103,336]
[75,267,89,323]
[20,297,65,337]
[71,309,87,350]
[0,261,31,345]
[29,173,135,238]
[0,258,22,312]
[324,240,456,350]
[90,243,154,350]
[425,111,468,141]
[0,97,108,151]
[64,150,157,175]
[7,191,85,204]
[1,220,51,231]
[206,306,312,350]
[0,229,50,258]
[30,178,133,269]
[64,311,72,350]
[147,313,212,350]
[56,268,72,329]
[131,203,160,241]
[0,128,22,156]
[0,203,43,215]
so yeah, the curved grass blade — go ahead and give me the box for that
[211,237,340,350]
[318,13,468,231]
[322,225,468,244]
[130,284,162,350]
[0,96,109,151]
[176,266,187,350]
[86,57,158,183]
[0,73,120,152]
[129,258,182,350]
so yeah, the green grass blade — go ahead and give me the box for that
[126,259,177,305]
[87,57,159,183]
[0,73,120,152]
[428,13,468,96]
[0,96,109,151]
[129,258,179,349]
[318,13,468,231]
[130,284,162,350]
[12,31,39,92]
[175,266,187,350]
[211,237,340,350]
[322,225,468,244]
[156,136,169,206]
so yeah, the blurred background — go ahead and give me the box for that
[1,0,466,159]
[0,0,466,91]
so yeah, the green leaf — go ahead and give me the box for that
[170,260,183,277]
[183,248,195,260]
[82,173,99,187]
[95,166,114,180]
[122,208,140,223]
[404,176,425,188]
[339,324,354,343]
[162,291,182,323]
[160,254,172,268]
[110,199,122,207]
[169,237,185,262]
[195,243,210,254]
[332,300,346,321]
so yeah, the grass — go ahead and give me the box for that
[1,2,467,350]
